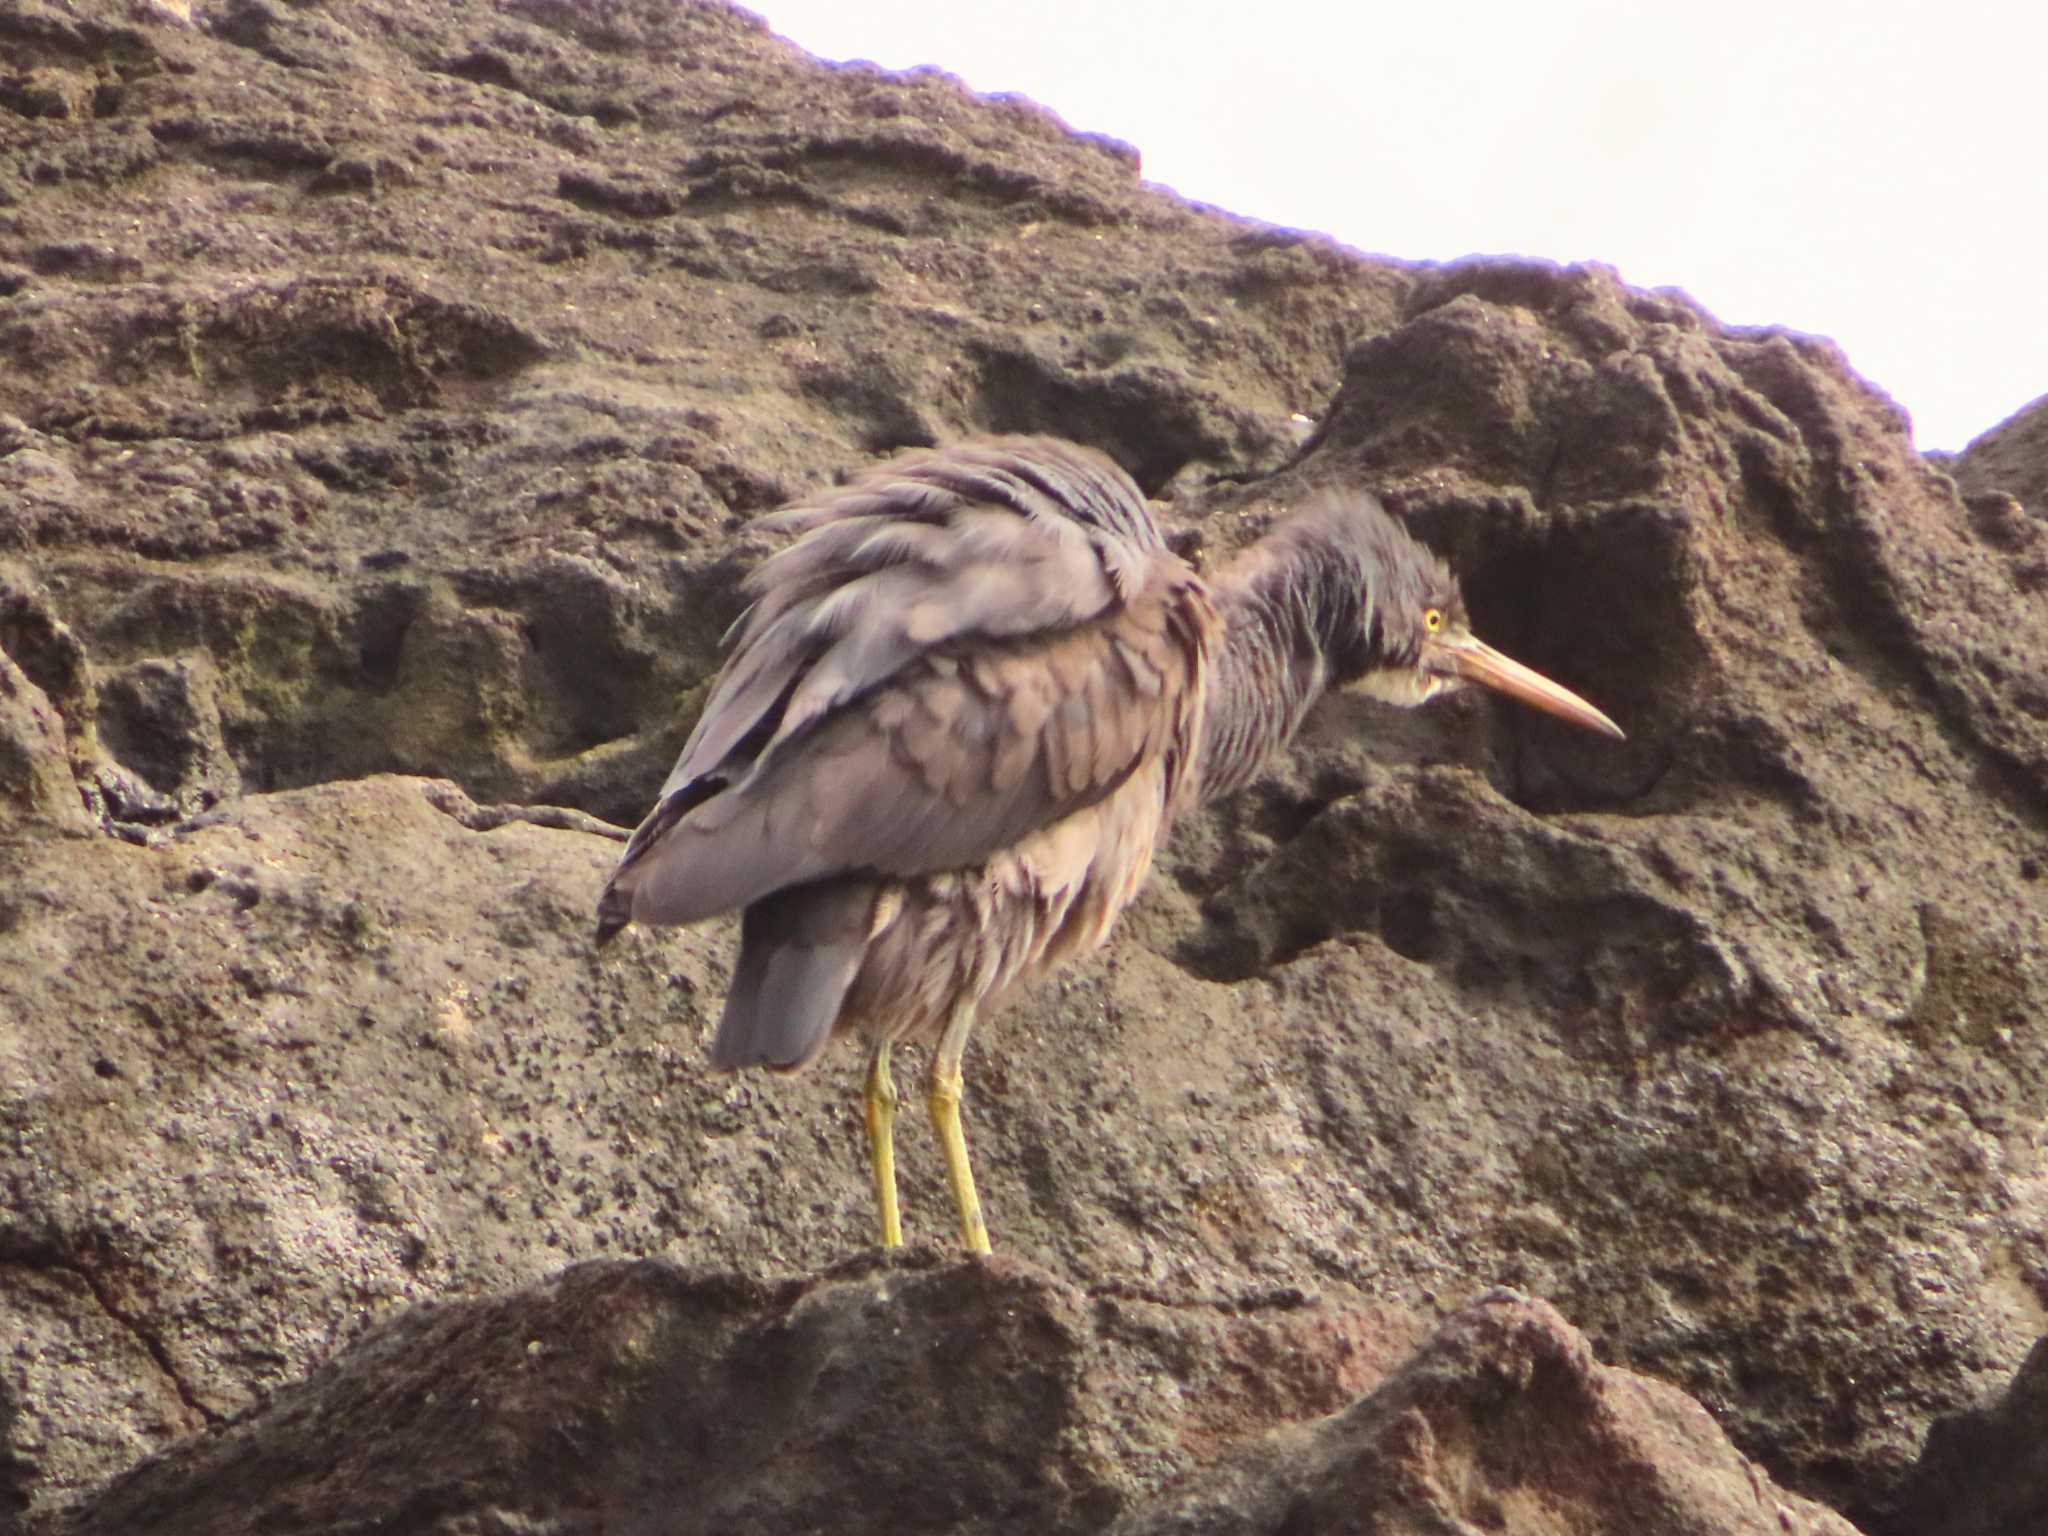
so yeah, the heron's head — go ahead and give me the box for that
[1312,497,1624,740]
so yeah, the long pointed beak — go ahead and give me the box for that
[1436,633,1625,739]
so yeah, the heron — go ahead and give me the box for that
[596,436,1621,1254]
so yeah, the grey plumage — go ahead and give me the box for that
[598,438,1211,1072]
[596,435,1621,1250]
[713,882,875,1071]
[1194,493,1462,798]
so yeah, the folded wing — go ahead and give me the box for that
[597,438,1214,938]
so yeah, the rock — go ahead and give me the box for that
[0,66,98,123]
[52,1257,1844,1536]
[2,0,2045,1529]
[1116,1290,1861,1536]
[1886,1332,2048,1536]
[1173,259,2048,1519]
[1945,392,2048,604]
[1951,390,2048,517]
[1,775,672,1513]
[0,642,88,833]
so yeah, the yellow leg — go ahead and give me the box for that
[928,1001,991,1255]
[864,1041,902,1248]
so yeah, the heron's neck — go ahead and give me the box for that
[1197,531,1368,802]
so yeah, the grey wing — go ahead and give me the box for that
[664,435,1162,800]
[597,437,1212,934]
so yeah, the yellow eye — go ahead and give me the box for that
[1424,607,1444,633]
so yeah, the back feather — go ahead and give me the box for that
[596,436,1208,934]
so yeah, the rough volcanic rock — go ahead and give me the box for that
[0,0,1392,827]
[1116,1290,1861,1536]
[0,645,86,833]
[1886,1332,2048,1536]
[3,0,2046,1532]
[1951,390,2048,518]
[1944,392,2048,611]
[1165,262,2048,1521]
[51,1255,1848,1536]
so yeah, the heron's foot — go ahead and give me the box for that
[864,1044,903,1248]
[928,1066,991,1255]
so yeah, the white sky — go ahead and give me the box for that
[754,1,2046,453]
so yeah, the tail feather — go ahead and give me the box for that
[710,881,875,1071]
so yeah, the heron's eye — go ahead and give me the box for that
[1423,607,1444,634]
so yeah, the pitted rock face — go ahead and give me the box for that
[1,1,2045,1532]
[54,1257,1856,1536]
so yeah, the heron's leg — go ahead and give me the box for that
[864,1040,903,1248]
[928,999,991,1255]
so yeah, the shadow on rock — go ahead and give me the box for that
[53,1255,1851,1536]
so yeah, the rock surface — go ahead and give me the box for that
[1887,1331,2048,1536]
[2,0,2045,1532]
[54,1253,1857,1536]
[1945,392,2048,614]
[1952,390,2048,519]
[1115,1286,1863,1536]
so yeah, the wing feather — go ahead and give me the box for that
[600,437,1215,932]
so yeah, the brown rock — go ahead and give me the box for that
[53,1253,1427,1536]
[0,66,97,122]
[1945,393,2048,603]
[1951,391,2048,518]
[2,0,2045,1530]
[0,642,87,833]
[1117,1291,1862,1536]
[53,1258,1848,1536]
[1886,1333,2048,1536]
